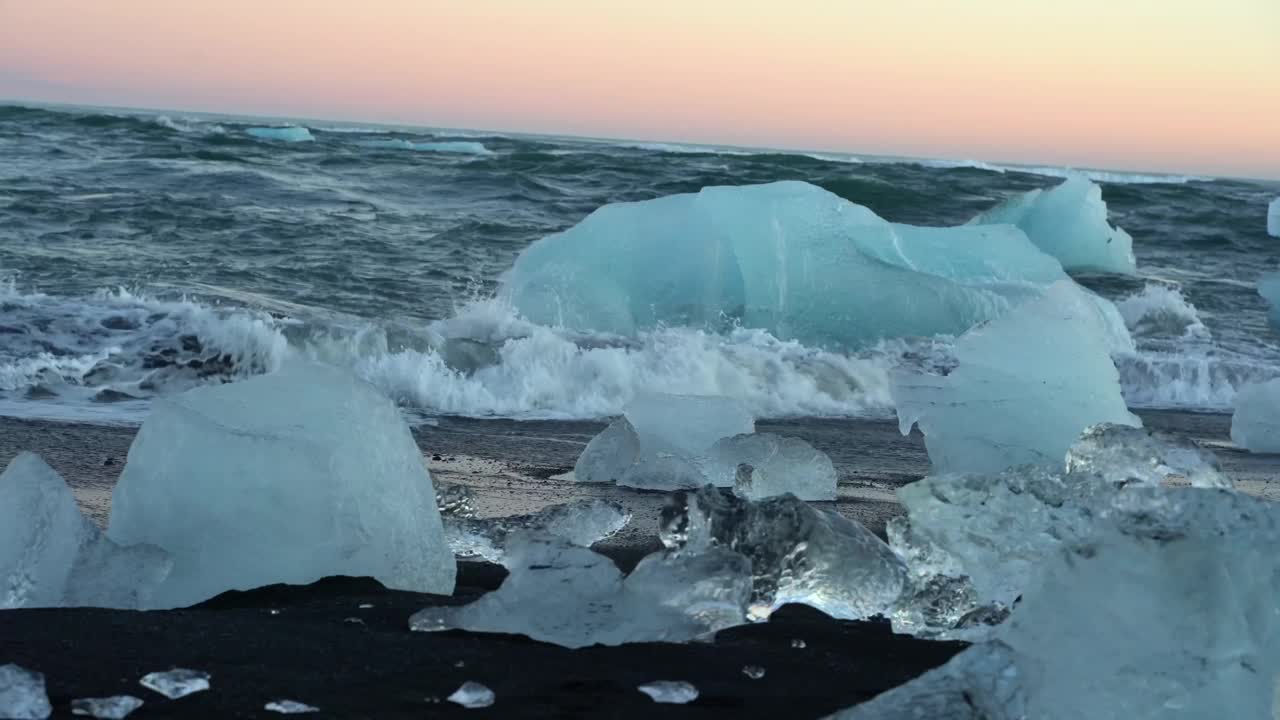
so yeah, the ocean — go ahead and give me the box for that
[2,102,1278,425]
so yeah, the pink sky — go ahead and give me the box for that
[2,0,1277,178]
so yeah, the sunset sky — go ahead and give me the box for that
[2,1,1277,178]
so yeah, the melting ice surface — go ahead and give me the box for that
[447,682,495,709]
[245,126,314,142]
[0,452,170,609]
[1231,378,1280,453]
[0,664,51,720]
[70,696,144,719]
[443,497,630,563]
[138,669,210,700]
[108,362,455,608]
[968,175,1136,275]
[893,281,1138,475]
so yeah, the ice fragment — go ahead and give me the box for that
[1231,378,1280,453]
[0,665,51,720]
[446,682,494,709]
[444,499,629,563]
[70,696,144,719]
[637,681,699,704]
[264,700,319,714]
[139,669,210,699]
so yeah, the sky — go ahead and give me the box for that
[1,0,1277,178]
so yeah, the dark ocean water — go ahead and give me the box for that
[1,102,1278,423]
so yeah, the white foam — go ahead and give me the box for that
[1115,285,1209,342]
[358,139,492,155]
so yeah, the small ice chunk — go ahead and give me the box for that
[436,483,476,518]
[139,669,210,699]
[264,700,319,714]
[410,533,751,647]
[617,394,755,490]
[791,638,806,649]
[660,486,906,620]
[893,281,1139,475]
[699,433,836,501]
[0,665,51,720]
[70,696,144,719]
[446,682,495,709]
[742,665,766,680]
[969,175,1136,275]
[1065,423,1231,488]
[444,499,630,563]
[108,363,455,608]
[1232,378,1280,453]
[637,681,699,704]
[829,642,1024,719]
[1269,197,1279,238]
[572,417,640,483]
[1,452,170,609]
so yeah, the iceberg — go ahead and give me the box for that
[246,126,314,142]
[1258,272,1280,330]
[968,176,1136,275]
[1269,197,1279,238]
[705,433,837,501]
[410,533,751,648]
[1231,378,1280,453]
[444,498,630,563]
[892,281,1139,475]
[504,181,1073,350]
[661,486,906,620]
[1,452,170,609]
[108,363,455,608]
[0,665,51,720]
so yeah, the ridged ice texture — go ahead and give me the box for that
[505,181,1069,349]
[1231,377,1280,453]
[1066,422,1231,488]
[410,533,752,648]
[968,175,1136,274]
[893,281,1139,475]
[661,486,906,620]
[701,433,837,501]
[108,363,455,608]
[444,499,630,563]
[1,453,170,609]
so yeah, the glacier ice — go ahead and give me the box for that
[70,696,144,719]
[637,681,699,704]
[108,363,455,608]
[246,126,314,142]
[447,682,495,709]
[1258,272,1280,331]
[1231,378,1280,453]
[829,643,1023,720]
[572,417,641,484]
[1065,422,1231,488]
[1,452,170,609]
[968,175,1136,274]
[892,281,1139,475]
[444,498,630,563]
[139,669,209,699]
[410,533,751,648]
[264,699,319,714]
[1269,197,1279,238]
[504,180,1073,350]
[706,433,837,501]
[0,665,51,720]
[660,486,906,620]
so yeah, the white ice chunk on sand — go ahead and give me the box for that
[108,362,455,608]
[0,665,51,720]
[264,700,319,714]
[1,452,170,609]
[572,417,640,484]
[410,533,752,648]
[1065,422,1231,488]
[1231,377,1280,453]
[444,499,630,563]
[1269,197,1280,238]
[969,175,1136,275]
[704,433,836,501]
[139,669,209,700]
[446,682,495,709]
[1257,272,1280,331]
[637,681,699,704]
[70,696,144,719]
[893,281,1139,475]
[661,486,905,620]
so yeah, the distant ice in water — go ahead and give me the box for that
[1269,197,1279,237]
[246,126,314,142]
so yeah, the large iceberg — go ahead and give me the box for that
[892,281,1139,475]
[1,453,170,609]
[1269,197,1279,238]
[108,363,455,608]
[504,181,1072,349]
[1231,378,1280,453]
[968,175,1136,275]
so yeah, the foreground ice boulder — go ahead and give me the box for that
[108,363,455,608]
[705,433,837,501]
[411,533,752,647]
[662,486,906,620]
[1269,197,1279,238]
[0,664,52,720]
[893,281,1138,475]
[444,498,630,563]
[505,181,1071,349]
[968,175,1136,275]
[1231,378,1280,453]
[1,453,169,609]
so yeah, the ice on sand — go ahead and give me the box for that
[0,665,52,720]
[637,681,699,704]
[709,433,837,501]
[444,499,630,563]
[1,452,170,609]
[1232,378,1280,453]
[264,700,320,714]
[108,363,455,608]
[410,533,751,648]
[969,175,1136,275]
[70,696,144,719]
[139,669,209,700]
[572,417,641,484]
[446,682,495,709]
[661,487,906,620]
[893,281,1138,475]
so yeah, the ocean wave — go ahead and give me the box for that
[1116,284,1210,342]
[358,139,493,155]
[152,115,225,135]
[246,126,315,143]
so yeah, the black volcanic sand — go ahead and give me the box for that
[0,409,1274,718]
